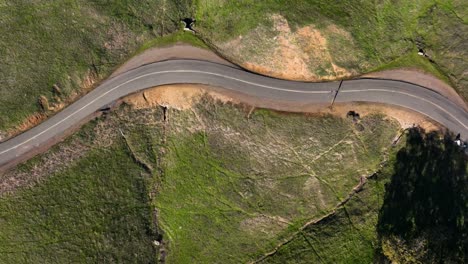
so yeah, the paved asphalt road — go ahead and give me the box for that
[0,59,467,170]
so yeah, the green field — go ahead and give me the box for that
[156,100,398,262]
[0,141,156,263]
[0,97,400,262]
[1,97,465,262]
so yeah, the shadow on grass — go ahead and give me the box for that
[377,128,467,262]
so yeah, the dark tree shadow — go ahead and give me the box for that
[377,127,467,262]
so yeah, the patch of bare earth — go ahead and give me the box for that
[218,14,356,81]
[364,69,468,111]
[240,215,290,238]
[123,84,236,110]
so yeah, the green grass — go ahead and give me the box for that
[152,99,399,263]
[256,135,405,264]
[136,30,209,54]
[0,141,156,263]
[0,99,399,262]
[259,173,390,263]
[372,49,453,85]
[0,0,190,131]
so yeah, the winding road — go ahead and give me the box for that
[0,59,467,170]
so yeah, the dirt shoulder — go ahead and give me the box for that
[111,43,238,78]
[363,69,468,111]
[123,84,441,133]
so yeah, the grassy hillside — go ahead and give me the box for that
[256,169,388,263]
[0,97,400,262]
[258,128,468,263]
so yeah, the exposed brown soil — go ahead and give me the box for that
[123,84,441,134]
[14,112,48,134]
[218,14,356,81]
[123,84,236,110]
[364,69,468,111]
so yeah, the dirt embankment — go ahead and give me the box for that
[123,84,440,133]
[123,84,235,110]
[111,44,238,77]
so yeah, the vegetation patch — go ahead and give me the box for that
[0,142,156,263]
[136,30,208,54]
[377,128,467,263]
[0,97,399,262]
[255,168,389,263]
[154,98,398,262]
[258,128,467,263]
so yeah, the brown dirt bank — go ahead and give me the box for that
[111,43,238,78]
[123,84,441,133]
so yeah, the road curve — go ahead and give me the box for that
[0,59,467,170]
